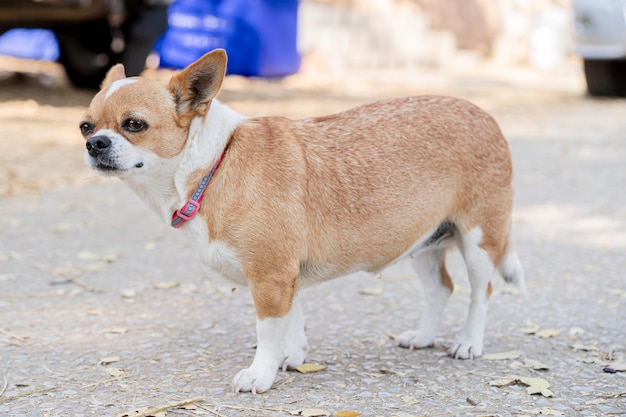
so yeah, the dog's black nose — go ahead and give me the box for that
[86,136,111,157]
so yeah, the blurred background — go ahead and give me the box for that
[0,0,626,196]
[0,0,621,197]
[0,0,600,89]
[1,3,626,415]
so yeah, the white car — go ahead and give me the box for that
[573,0,626,96]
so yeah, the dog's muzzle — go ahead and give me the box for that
[85,135,112,158]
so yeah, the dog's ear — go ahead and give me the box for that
[169,49,227,118]
[101,64,126,89]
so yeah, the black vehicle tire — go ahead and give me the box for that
[583,59,626,97]
[55,20,116,89]
[55,8,166,89]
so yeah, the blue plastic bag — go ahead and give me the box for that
[0,28,59,61]
[157,0,300,77]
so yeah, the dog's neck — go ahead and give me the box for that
[122,99,244,225]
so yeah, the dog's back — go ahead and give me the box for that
[221,96,515,281]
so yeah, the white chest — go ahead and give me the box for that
[183,219,248,286]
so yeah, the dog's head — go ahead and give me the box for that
[80,49,227,178]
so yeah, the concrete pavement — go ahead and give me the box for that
[1,62,625,416]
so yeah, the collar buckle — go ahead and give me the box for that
[172,199,201,227]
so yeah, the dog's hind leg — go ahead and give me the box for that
[396,245,453,350]
[450,225,500,359]
[498,223,526,295]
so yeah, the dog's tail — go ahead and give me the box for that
[497,222,526,295]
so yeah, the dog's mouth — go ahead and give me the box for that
[94,161,122,172]
[86,155,128,175]
[90,156,126,173]
[87,154,135,175]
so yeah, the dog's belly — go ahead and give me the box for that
[184,211,452,287]
[299,223,449,283]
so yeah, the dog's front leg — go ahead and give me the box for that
[281,295,308,371]
[232,315,290,393]
[232,273,298,394]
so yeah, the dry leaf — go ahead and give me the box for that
[295,363,327,374]
[120,289,137,299]
[104,367,124,378]
[77,250,117,262]
[596,391,626,399]
[103,327,129,334]
[301,408,330,417]
[489,377,518,387]
[568,327,585,337]
[537,329,560,339]
[498,286,521,295]
[0,328,28,342]
[83,221,97,230]
[83,262,110,272]
[8,251,22,260]
[154,281,180,290]
[116,398,202,417]
[334,411,361,417]
[50,223,72,233]
[359,288,383,296]
[520,323,541,335]
[401,395,419,404]
[524,358,550,371]
[483,350,521,360]
[571,343,598,352]
[519,377,554,397]
[489,376,554,397]
[52,266,82,278]
[608,288,626,299]
[99,356,121,365]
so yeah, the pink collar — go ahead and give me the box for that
[171,151,224,229]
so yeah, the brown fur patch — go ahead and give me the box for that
[82,78,189,158]
[185,96,514,318]
[440,259,454,292]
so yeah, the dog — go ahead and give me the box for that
[81,49,524,394]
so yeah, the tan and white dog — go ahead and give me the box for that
[81,49,524,393]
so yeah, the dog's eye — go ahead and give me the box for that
[122,118,147,133]
[80,122,94,136]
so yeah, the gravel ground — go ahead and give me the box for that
[0,57,625,417]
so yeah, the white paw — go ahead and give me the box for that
[449,339,483,359]
[282,341,308,371]
[231,365,278,394]
[282,332,308,371]
[396,330,435,350]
